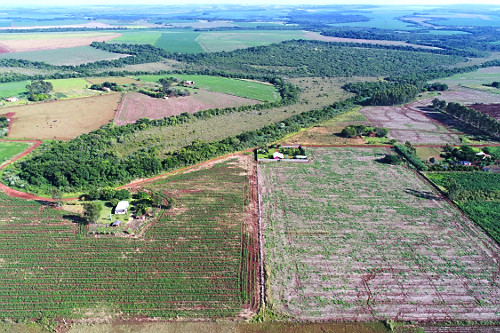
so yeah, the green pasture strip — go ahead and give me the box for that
[0,46,124,66]
[135,74,279,102]
[154,32,204,53]
[109,30,163,44]
[46,78,90,91]
[0,141,29,164]
[196,30,310,52]
[0,80,29,99]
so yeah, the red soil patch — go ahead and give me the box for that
[468,103,500,121]
[115,91,259,125]
[0,44,10,54]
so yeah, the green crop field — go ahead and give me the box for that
[0,156,258,320]
[0,46,126,66]
[109,30,162,44]
[259,147,500,321]
[135,74,279,102]
[0,141,29,164]
[425,172,500,243]
[0,80,29,99]
[195,30,310,52]
[154,32,204,53]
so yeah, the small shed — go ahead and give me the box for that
[111,220,121,227]
[102,87,111,92]
[459,161,472,166]
[273,152,284,160]
[295,155,308,159]
[6,97,18,102]
[115,201,129,214]
[184,80,194,85]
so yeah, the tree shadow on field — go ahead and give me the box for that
[63,214,86,225]
[417,106,488,137]
[404,188,442,201]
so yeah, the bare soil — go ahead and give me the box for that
[468,103,500,121]
[360,87,500,144]
[0,33,121,53]
[114,91,258,125]
[260,147,500,322]
[4,94,120,140]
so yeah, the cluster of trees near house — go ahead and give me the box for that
[432,99,500,138]
[427,145,497,171]
[89,81,123,92]
[26,80,53,101]
[340,124,388,138]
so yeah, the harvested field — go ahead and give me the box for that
[259,147,500,322]
[468,104,500,121]
[5,94,120,140]
[360,87,500,144]
[114,91,259,125]
[0,32,120,53]
[305,31,440,50]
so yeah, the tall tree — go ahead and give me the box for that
[83,202,102,224]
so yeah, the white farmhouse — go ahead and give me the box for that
[115,201,130,214]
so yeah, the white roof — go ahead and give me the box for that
[116,201,129,210]
[273,152,284,158]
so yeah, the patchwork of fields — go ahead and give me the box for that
[0,156,258,319]
[259,147,500,321]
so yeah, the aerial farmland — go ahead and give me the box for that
[0,2,499,332]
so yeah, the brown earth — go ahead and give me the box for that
[360,87,500,144]
[0,33,120,53]
[305,31,441,50]
[468,103,500,121]
[4,93,120,140]
[115,91,259,126]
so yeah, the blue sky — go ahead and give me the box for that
[2,0,500,5]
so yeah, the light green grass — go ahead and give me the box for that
[135,74,279,102]
[0,46,124,66]
[47,78,90,91]
[0,81,29,99]
[433,67,500,92]
[110,30,162,44]
[154,32,204,53]
[196,30,310,52]
[0,141,29,164]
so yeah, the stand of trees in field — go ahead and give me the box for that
[343,81,420,106]
[432,99,500,138]
[10,96,356,192]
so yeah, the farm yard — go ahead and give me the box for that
[114,91,259,125]
[135,75,280,102]
[5,94,120,140]
[0,155,259,320]
[259,147,500,321]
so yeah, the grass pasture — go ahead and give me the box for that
[260,147,500,321]
[109,30,162,44]
[0,46,127,66]
[0,141,29,165]
[135,74,279,102]
[6,94,120,140]
[432,67,500,94]
[0,155,259,319]
[0,80,29,99]
[195,30,309,52]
